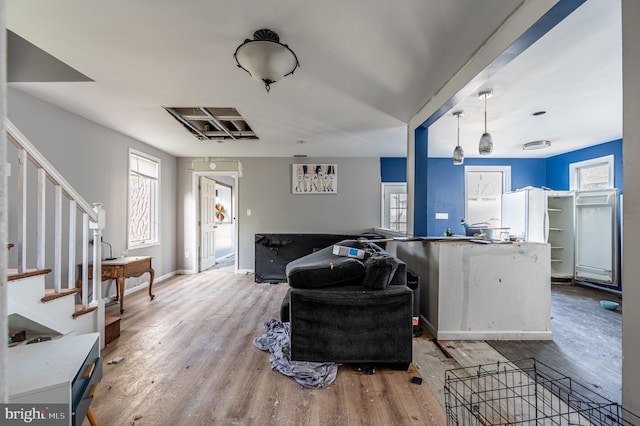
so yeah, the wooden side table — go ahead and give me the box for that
[79,256,155,314]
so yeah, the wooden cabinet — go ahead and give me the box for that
[8,333,102,426]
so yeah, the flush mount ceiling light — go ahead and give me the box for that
[478,90,494,156]
[452,111,464,165]
[234,29,300,92]
[523,140,551,150]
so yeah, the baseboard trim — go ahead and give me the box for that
[435,330,553,341]
[119,270,176,297]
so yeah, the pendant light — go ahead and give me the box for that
[452,111,464,165]
[478,90,493,155]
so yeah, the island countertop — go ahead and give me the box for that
[389,238,552,341]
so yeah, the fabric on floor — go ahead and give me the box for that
[253,319,338,389]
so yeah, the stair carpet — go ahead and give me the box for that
[7,261,120,343]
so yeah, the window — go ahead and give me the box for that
[569,155,614,191]
[128,150,160,248]
[464,166,510,228]
[381,183,407,232]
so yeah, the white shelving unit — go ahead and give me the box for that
[546,191,575,279]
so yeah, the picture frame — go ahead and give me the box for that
[292,163,337,194]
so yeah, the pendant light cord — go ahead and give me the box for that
[484,95,488,133]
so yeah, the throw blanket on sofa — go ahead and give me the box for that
[253,319,338,389]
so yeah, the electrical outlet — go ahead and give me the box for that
[435,212,449,220]
[185,251,190,259]
[247,209,252,216]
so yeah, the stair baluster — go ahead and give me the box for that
[68,200,77,290]
[36,168,45,271]
[17,148,26,274]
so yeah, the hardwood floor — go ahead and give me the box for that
[86,268,626,425]
[89,270,446,425]
[488,283,622,403]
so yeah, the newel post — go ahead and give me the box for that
[90,202,106,347]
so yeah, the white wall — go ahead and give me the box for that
[6,89,177,292]
[622,0,640,413]
[176,157,382,272]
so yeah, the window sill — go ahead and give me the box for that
[128,242,160,251]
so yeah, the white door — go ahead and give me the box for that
[199,176,217,271]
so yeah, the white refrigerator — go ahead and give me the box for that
[502,187,619,285]
[501,187,548,243]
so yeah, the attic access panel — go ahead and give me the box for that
[164,106,258,141]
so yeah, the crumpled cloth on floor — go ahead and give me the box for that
[253,319,338,389]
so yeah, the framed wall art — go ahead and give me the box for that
[292,164,337,194]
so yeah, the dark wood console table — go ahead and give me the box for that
[80,256,155,314]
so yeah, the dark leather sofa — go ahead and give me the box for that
[280,239,413,369]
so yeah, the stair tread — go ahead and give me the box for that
[105,316,121,326]
[72,304,97,318]
[41,287,80,302]
[8,268,52,281]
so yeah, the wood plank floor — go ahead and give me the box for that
[488,283,622,403]
[88,270,447,425]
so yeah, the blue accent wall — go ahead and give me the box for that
[426,158,546,236]
[380,157,406,182]
[545,139,623,192]
[380,142,622,236]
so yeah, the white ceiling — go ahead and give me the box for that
[6,0,621,159]
[428,0,622,159]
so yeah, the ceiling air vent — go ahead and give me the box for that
[164,106,258,141]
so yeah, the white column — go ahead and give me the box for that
[1,0,9,403]
[622,0,640,414]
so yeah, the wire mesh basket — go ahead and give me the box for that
[445,358,640,425]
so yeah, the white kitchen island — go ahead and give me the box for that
[390,238,552,341]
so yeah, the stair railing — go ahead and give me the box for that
[5,119,105,330]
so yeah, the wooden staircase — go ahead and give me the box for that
[7,245,119,344]
[8,269,97,338]
[5,118,110,347]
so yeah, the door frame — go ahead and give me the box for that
[191,171,239,273]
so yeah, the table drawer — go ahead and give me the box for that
[125,259,151,276]
[73,358,102,426]
[71,337,101,425]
